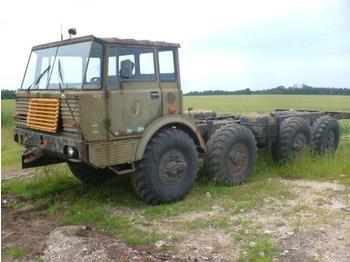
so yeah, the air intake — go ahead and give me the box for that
[27,98,60,133]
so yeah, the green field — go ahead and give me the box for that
[2,95,350,168]
[183,95,350,114]
[2,95,350,261]
[1,100,22,168]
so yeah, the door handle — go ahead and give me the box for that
[150,91,160,98]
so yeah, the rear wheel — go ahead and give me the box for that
[205,124,257,186]
[68,163,112,184]
[312,115,340,155]
[272,117,312,163]
[132,128,198,205]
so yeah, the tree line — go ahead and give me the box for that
[1,89,16,99]
[2,84,350,99]
[185,85,350,96]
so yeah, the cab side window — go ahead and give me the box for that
[118,47,156,81]
[158,50,176,81]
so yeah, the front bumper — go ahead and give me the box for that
[13,128,87,168]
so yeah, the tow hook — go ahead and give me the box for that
[22,148,44,164]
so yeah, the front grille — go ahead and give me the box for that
[27,98,60,133]
[15,94,81,136]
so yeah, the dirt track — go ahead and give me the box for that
[2,169,350,261]
[1,196,181,261]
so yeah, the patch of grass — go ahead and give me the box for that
[1,99,15,127]
[274,147,350,185]
[1,127,22,168]
[61,199,162,245]
[61,200,109,225]
[238,237,276,262]
[1,100,22,167]
[340,120,350,135]
[45,202,62,214]
[282,203,310,218]
[274,220,286,227]
[211,217,232,230]
[8,246,25,259]
[143,172,296,220]
[233,218,276,262]
[7,200,25,209]
[143,192,213,220]
[177,216,232,231]
[1,165,78,200]
[281,202,336,228]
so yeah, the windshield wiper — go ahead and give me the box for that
[27,65,51,91]
[58,59,68,91]
[57,59,80,130]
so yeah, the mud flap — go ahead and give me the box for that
[22,148,64,169]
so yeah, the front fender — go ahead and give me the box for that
[135,114,206,161]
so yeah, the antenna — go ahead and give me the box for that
[60,25,63,41]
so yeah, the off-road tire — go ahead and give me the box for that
[132,128,198,205]
[312,115,340,155]
[68,162,112,184]
[205,124,257,186]
[272,117,312,163]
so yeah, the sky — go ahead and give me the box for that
[0,0,349,92]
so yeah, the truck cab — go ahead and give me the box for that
[14,35,204,175]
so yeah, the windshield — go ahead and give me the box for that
[21,41,103,90]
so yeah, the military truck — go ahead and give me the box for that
[13,35,350,204]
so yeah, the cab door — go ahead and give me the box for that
[106,46,162,138]
[158,48,182,115]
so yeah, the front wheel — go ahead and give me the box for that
[132,128,198,205]
[205,124,257,186]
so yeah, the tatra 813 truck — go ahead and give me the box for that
[13,34,350,204]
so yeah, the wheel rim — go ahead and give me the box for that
[293,133,307,152]
[159,150,188,186]
[226,143,249,175]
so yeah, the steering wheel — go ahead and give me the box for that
[90,77,101,86]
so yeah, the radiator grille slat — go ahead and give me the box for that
[27,98,60,133]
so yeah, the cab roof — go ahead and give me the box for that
[32,35,180,50]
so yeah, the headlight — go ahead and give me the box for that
[65,146,78,158]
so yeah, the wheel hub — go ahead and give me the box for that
[159,150,187,183]
[227,143,249,175]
